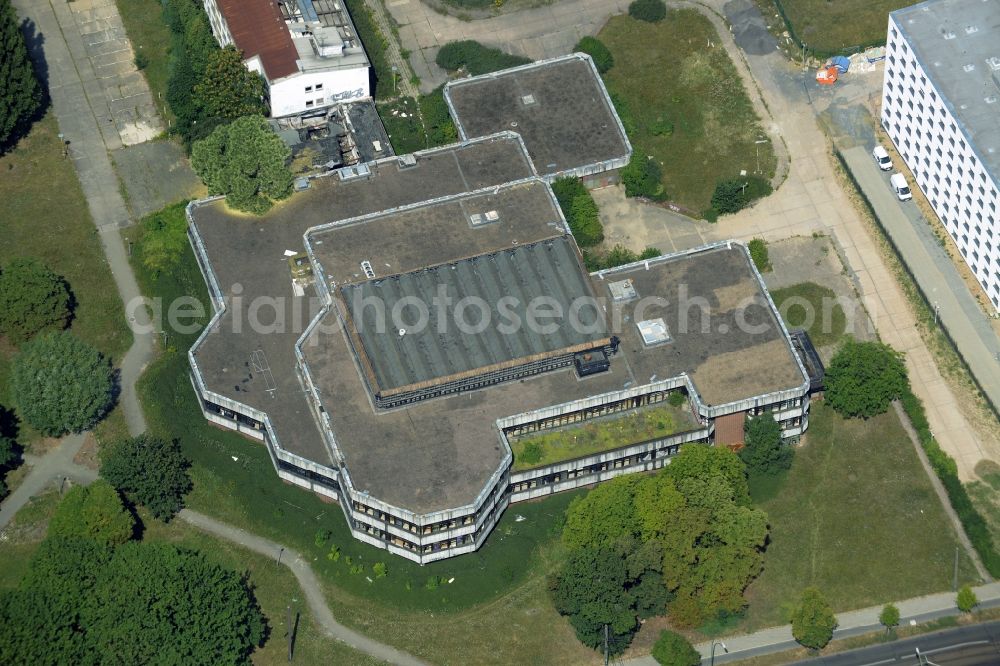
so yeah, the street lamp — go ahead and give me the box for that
[391,65,398,96]
[710,640,729,666]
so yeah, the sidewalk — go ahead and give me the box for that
[625,582,1000,665]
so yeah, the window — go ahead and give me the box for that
[305,85,313,92]
[305,100,314,107]
[315,83,323,90]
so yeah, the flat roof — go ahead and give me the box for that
[218,0,298,80]
[343,236,608,395]
[188,135,536,468]
[892,0,1000,184]
[604,245,807,407]
[444,54,631,178]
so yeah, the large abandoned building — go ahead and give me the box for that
[187,55,812,563]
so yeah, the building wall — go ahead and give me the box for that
[881,15,1000,310]
[202,0,233,47]
[268,68,371,118]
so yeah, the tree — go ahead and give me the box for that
[575,37,614,73]
[622,153,665,200]
[101,434,193,521]
[825,339,908,419]
[664,444,750,506]
[791,588,837,650]
[0,258,71,343]
[651,630,700,666]
[551,177,604,247]
[0,435,20,499]
[47,481,135,546]
[563,474,641,551]
[740,413,792,476]
[748,238,770,272]
[957,585,978,613]
[710,177,772,216]
[550,546,638,653]
[0,0,42,150]
[879,603,900,633]
[628,0,667,22]
[193,45,267,121]
[192,115,293,214]
[11,331,113,436]
[435,40,530,76]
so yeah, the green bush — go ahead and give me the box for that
[748,238,770,272]
[668,391,686,408]
[574,37,614,73]
[0,258,71,343]
[651,629,700,666]
[710,176,772,215]
[134,51,149,70]
[435,40,530,76]
[825,340,907,419]
[551,177,604,247]
[628,0,666,23]
[419,86,458,147]
[622,154,665,200]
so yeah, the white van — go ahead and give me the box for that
[872,145,892,171]
[890,173,912,201]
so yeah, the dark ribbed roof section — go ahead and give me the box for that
[217,0,299,80]
[342,236,607,392]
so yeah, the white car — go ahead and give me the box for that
[890,173,912,201]
[872,145,893,171]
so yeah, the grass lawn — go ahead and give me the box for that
[742,402,977,630]
[0,115,132,448]
[769,0,908,54]
[967,460,1000,551]
[113,0,171,120]
[599,11,775,215]
[510,401,698,471]
[770,281,847,348]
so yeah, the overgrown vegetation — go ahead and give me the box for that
[622,153,666,201]
[709,176,772,217]
[769,282,847,348]
[582,245,661,272]
[651,630,700,666]
[600,11,776,215]
[510,400,695,470]
[628,0,667,23]
[418,86,459,147]
[554,446,768,653]
[435,40,531,76]
[574,37,614,74]
[342,0,395,99]
[766,0,908,56]
[551,177,604,247]
[378,97,426,155]
[748,238,771,272]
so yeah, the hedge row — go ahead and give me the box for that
[899,388,1000,577]
[435,40,531,76]
[342,0,394,99]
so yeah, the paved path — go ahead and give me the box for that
[0,435,92,528]
[13,0,155,436]
[179,510,427,666]
[363,0,419,98]
[624,582,1000,664]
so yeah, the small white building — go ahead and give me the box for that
[203,0,371,118]
[880,0,1000,310]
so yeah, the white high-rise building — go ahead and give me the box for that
[880,0,1000,310]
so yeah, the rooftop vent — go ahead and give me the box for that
[965,25,979,34]
[942,29,956,40]
[485,210,500,222]
[988,56,1000,71]
[521,94,536,105]
[986,96,998,105]
[398,154,417,168]
[964,63,976,72]
[637,318,671,346]
[609,279,638,302]
[361,260,375,279]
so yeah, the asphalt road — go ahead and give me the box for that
[792,621,1000,665]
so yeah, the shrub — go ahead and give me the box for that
[519,441,543,465]
[134,51,149,70]
[651,630,700,666]
[551,177,604,247]
[710,176,772,216]
[748,238,770,272]
[574,36,614,73]
[0,258,72,343]
[138,203,189,275]
[419,87,458,147]
[435,40,530,76]
[879,603,899,631]
[825,340,907,419]
[0,0,43,149]
[622,154,665,200]
[791,587,837,650]
[373,562,388,579]
[957,585,977,612]
[628,0,666,22]
[11,332,113,436]
[668,391,686,407]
